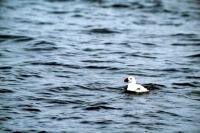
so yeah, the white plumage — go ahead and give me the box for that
[124,76,149,93]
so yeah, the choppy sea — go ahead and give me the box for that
[0,0,200,132]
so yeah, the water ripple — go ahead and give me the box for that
[0,0,200,132]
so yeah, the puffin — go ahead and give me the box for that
[124,76,149,93]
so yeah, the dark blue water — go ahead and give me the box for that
[0,0,200,132]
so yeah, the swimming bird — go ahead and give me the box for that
[124,76,149,93]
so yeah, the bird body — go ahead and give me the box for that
[124,76,149,93]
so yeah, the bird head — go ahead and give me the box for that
[124,76,136,84]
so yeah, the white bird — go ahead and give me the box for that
[124,76,149,93]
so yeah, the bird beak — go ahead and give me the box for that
[124,77,128,83]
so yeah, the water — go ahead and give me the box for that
[0,0,200,132]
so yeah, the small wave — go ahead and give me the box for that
[84,65,119,70]
[181,12,190,17]
[38,131,48,133]
[0,34,27,39]
[103,2,144,9]
[31,40,55,46]
[186,54,200,58]
[122,114,140,119]
[110,51,125,54]
[84,102,121,111]
[171,33,197,38]
[81,60,112,63]
[161,68,180,72]
[35,92,53,97]
[83,48,104,52]
[14,37,34,42]
[145,68,191,73]
[156,110,181,117]
[129,53,156,59]
[160,68,186,72]
[21,107,41,112]
[24,47,58,51]
[186,76,200,79]
[0,88,14,93]
[0,66,12,70]
[189,90,200,97]
[118,42,132,47]
[111,4,130,8]
[172,82,198,87]
[19,74,42,78]
[29,96,81,105]
[75,85,91,90]
[66,116,82,120]
[72,14,83,18]
[0,116,12,122]
[35,21,54,25]
[171,43,200,46]
[84,105,119,111]
[45,0,70,2]
[84,0,104,3]
[47,86,71,93]
[133,19,156,25]
[0,34,33,42]
[88,28,120,34]
[49,11,68,14]
[141,42,157,46]
[80,120,116,125]
[125,71,162,78]
[47,99,82,105]
[27,61,80,69]
[96,120,115,124]
[185,38,200,42]
[129,121,142,125]
[143,83,166,90]
[50,116,67,121]
[104,42,113,45]
[47,99,71,104]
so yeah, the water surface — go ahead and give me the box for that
[0,0,200,132]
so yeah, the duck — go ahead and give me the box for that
[124,76,149,93]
